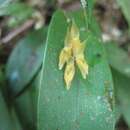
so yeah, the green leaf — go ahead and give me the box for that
[105,42,130,78]
[0,68,22,130]
[6,28,47,96]
[0,0,14,7]
[15,78,38,130]
[116,0,130,27]
[14,72,40,130]
[80,0,94,30]
[0,67,4,86]
[114,103,121,123]
[112,68,130,127]
[0,92,14,130]
[0,3,34,26]
[0,3,34,16]
[70,10,101,38]
[11,109,23,130]
[38,10,115,130]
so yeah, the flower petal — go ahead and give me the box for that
[76,56,88,79]
[59,47,72,70]
[72,40,85,57]
[64,59,75,90]
[70,20,79,40]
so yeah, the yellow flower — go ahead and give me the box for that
[64,58,75,90]
[76,55,89,79]
[59,21,89,89]
[59,46,71,70]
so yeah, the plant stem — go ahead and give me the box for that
[80,0,88,30]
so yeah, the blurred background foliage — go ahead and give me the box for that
[0,0,130,130]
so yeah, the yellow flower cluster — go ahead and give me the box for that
[59,22,88,90]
